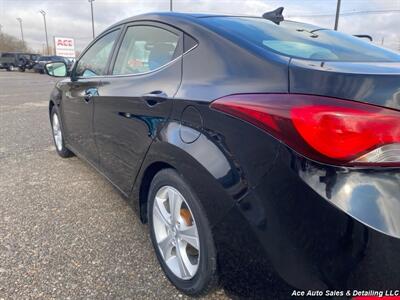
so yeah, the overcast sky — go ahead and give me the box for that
[1,0,399,53]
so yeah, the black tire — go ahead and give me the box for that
[148,169,218,296]
[50,106,74,158]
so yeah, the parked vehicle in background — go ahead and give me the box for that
[33,55,72,74]
[44,10,400,299]
[64,57,75,66]
[21,53,41,72]
[0,52,39,71]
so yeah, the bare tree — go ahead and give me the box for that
[0,32,33,52]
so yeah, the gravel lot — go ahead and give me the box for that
[0,70,229,299]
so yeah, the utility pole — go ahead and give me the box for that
[39,10,49,55]
[334,0,341,31]
[89,0,95,39]
[16,18,24,46]
[170,0,173,12]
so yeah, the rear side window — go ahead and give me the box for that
[112,25,179,75]
[75,29,120,77]
[204,17,400,62]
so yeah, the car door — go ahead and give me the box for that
[94,22,183,194]
[61,28,121,166]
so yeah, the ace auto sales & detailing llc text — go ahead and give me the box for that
[291,289,400,298]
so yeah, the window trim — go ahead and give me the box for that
[71,27,122,81]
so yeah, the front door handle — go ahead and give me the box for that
[142,90,168,106]
[84,87,98,103]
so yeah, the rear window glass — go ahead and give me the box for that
[204,17,400,62]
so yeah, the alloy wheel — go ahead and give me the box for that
[152,186,200,280]
[52,113,63,151]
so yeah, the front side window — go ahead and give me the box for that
[113,25,179,75]
[75,29,119,78]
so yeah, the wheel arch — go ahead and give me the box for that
[49,100,55,117]
[49,85,63,114]
[131,135,240,227]
[137,160,175,223]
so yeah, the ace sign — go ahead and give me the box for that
[54,37,75,58]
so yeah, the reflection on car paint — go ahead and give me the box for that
[296,154,400,238]
[118,112,164,138]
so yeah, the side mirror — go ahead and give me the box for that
[45,62,67,77]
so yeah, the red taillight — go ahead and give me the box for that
[210,94,400,166]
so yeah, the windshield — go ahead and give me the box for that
[204,17,400,62]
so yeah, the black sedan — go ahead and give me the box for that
[44,11,400,298]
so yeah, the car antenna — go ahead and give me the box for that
[262,7,284,25]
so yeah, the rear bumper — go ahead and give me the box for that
[215,146,400,298]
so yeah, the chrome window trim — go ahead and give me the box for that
[75,41,198,80]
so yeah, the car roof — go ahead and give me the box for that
[108,12,322,32]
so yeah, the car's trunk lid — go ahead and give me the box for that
[289,59,400,110]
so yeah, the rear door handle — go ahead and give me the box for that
[84,87,98,103]
[142,90,168,106]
